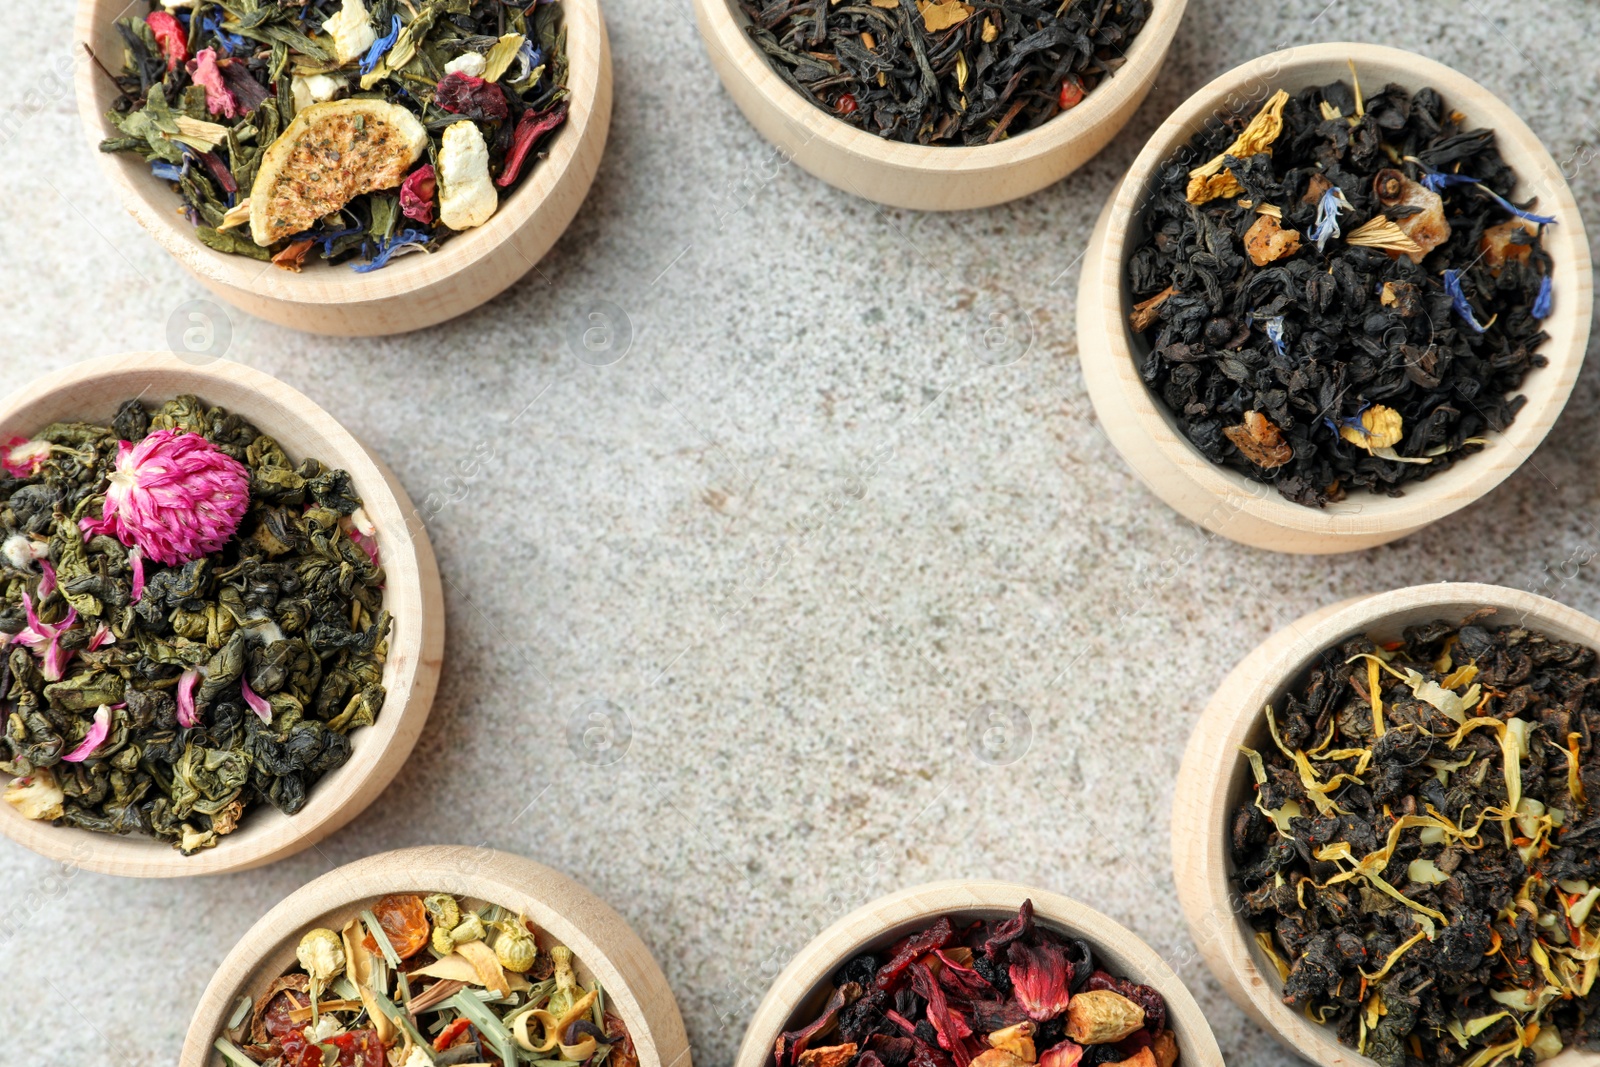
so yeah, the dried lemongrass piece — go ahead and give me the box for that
[1128,285,1175,332]
[340,917,393,1044]
[1343,215,1424,258]
[1244,213,1302,266]
[1187,90,1290,204]
[1223,411,1293,469]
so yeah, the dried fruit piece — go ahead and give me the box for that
[368,893,430,959]
[1372,168,1450,262]
[249,100,428,245]
[1480,218,1538,275]
[1223,411,1293,469]
[1108,1050,1156,1067]
[1244,214,1301,266]
[798,1045,859,1067]
[971,1051,1030,1067]
[1063,990,1144,1045]
[1037,1040,1084,1067]
[987,1021,1036,1062]
[1149,1031,1178,1067]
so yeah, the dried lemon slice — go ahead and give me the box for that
[249,99,428,246]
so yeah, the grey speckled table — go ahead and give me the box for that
[3,1,1598,1064]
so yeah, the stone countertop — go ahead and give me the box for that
[2,1,1597,1064]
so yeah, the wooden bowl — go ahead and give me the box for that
[180,846,692,1067]
[72,1,613,336]
[691,0,1186,210]
[734,880,1224,1067]
[0,353,444,876]
[1077,43,1594,553]
[1172,582,1600,1066]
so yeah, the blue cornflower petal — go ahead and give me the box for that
[201,13,252,55]
[351,228,433,273]
[1419,171,1476,194]
[1533,275,1553,319]
[360,15,403,75]
[509,40,544,83]
[1313,187,1351,252]
[1477,184,1556,225]
[1442,269,1487,334]
[1421,169,1556,224]
[1263,316,1288,357]
[151,159,187,182]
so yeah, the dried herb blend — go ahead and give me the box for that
[212,891,636,1067]
[773,901,1180,1067]
[1127,74,1556,506]
[1231,612,1600,1066]
[0,396,389,853]
[100,0,570,273]
[736,0,1150,145]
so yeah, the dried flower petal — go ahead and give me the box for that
[1037,1041,1084,1067]
[1186,90,1289,204]
[434,72,509,122]
[61,704,113,763]
[13,589,78,682]
[1441,270,1487,334]
[983,900,1035,960]
[187,49,239,119]
[495,103,569,189]
[3,767,63,820]
[1343,216,1424,258]
[78,429,250,565]
[177,666,202,728]
[400,164,437,225]
[1008,941,1071,1022]
[2,437,51,479]
[1337,405,1403,452]
[1312,187,1353,252]
[242,676,273,724]
[146,11,189,71]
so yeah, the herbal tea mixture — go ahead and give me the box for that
[1127,73,1556,506]
[212,892,636,1067]
[0,396,388,853]
[1231,613,1600,1066]
[773,901,1179,1067]
[99,0,569,273]
[737,0,1150,145]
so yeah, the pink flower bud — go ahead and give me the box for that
[79,430,250,566]
[2,436,50,478]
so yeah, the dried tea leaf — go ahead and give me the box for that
[1187,90,1289,204]
[1223,411,1293,469]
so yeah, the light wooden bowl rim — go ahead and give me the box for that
[71,0,606,308]
[693,0,1187,174]
[1082,42,1594,541]
[179,846,693,1067]
[0,353,443,878]
[1172,581,1600,1066]
[733,879,1224,1067]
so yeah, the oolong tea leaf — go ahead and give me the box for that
[1230,612,1600,1065]
[0,397,390,853]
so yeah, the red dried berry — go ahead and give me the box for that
[837,94,858,114]
[1058,77,1084,110]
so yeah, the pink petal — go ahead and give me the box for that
[87,624,115,651]
[37,560,57,600]
[128,547,146,602]
[42,636,70,682]
[241,676,272,724]
[177,668,201,728]
[2,437,50,479]
[61,705,111,762]
[186,48,238,118]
